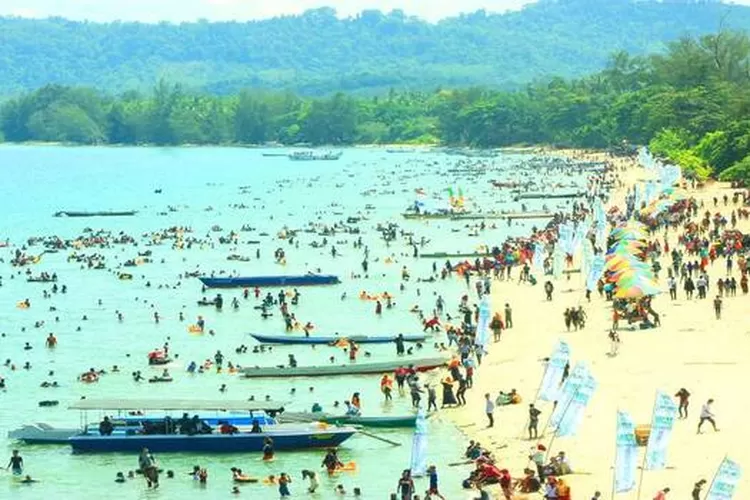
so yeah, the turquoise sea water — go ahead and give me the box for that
[0,146,590,499]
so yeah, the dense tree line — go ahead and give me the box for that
[2,31,750,184]
[2,0,750,95]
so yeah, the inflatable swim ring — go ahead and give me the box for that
[16,301,29,309]
[188,325,203,334]
[329,461,358,474]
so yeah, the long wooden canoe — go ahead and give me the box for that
[199,274,340,288]
[249,333,426,345]
[241,356,449,378]
[281,412,417,428]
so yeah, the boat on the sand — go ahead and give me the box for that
[199,274,340,288]
[241,356,449,378]
[249,333,426,345]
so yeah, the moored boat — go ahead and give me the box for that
[288,151,342,161]
[54,210,137,217]
[249,333,426,345]
[281,412,417,428]
[63,399,354,453]
[68,425,355,453]
[242,356,449,378]
[199,274,340,288]
[8,423,79,444]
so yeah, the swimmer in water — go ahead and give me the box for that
[6,449,23,475]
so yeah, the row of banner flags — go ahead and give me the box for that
[537,341,741,498]
[616,400,742,498]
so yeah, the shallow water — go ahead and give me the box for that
[0,146,590,499]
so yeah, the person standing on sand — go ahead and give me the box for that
[691,479,707,500]
[608,330,620,356]
[713,295,723,319]
[697,399,718,433]
[674,388,690,419]
[528,404,542,439]
[504,304,513,329]
[684,276,695,299]
[544,281,554,301]
[485,393,495,428]
[667,276,677,300]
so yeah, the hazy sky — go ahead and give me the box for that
[1,0,538,22]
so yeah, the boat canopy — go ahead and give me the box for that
[68,399,287,412]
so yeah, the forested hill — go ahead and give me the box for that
[2,0,750,96]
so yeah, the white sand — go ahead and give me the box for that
[438,152,750,499]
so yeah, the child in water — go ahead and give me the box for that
[278,472,291,497]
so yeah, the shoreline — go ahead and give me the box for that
[435,150,750,498]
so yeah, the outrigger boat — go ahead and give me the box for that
[242,356,449,378]
[12,399,357,453]
[10,399,287,445]
[199,274,340,288]
[249,333,426,345]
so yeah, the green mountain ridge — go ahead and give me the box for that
[1,0,750,95]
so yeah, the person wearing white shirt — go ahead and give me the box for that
[697,398,718,433]
[485,393,495,428]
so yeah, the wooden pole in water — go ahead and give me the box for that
[356,428,402,446]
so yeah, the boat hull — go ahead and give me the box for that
[68,427,355,453]
[9,425,79,444]
[324,416,416,428]
[54,211,137,217]
[249,333,426,345]
[199,275,340,288]
[242,357,448,378]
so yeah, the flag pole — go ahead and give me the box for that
[703,454,727,500]
[611,409,619,500]
[636,392,658,500]
[543,387,577,461]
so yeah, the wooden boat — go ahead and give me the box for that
[419,252,493,259]
[450,212,555,221]
[62,399,354,453]
[199,274,340,288]
[401,212,464,220]
[8,423,79,444]
[54,210,137,217]
[288,151,342,161]
[242,356,449,378]
[249,333,426,345]
[281,412,417,428]
[68,425,355,453]
[514,192,585,200]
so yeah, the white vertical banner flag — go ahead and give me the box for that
[475,296,491,347]
[538,341,571,402]
[614,410,638,493]
[706,457,742,500]
[549,363,588,428]
[644,391,678,470]
[410,410,429,477]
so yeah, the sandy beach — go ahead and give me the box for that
[438,150,750,499]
